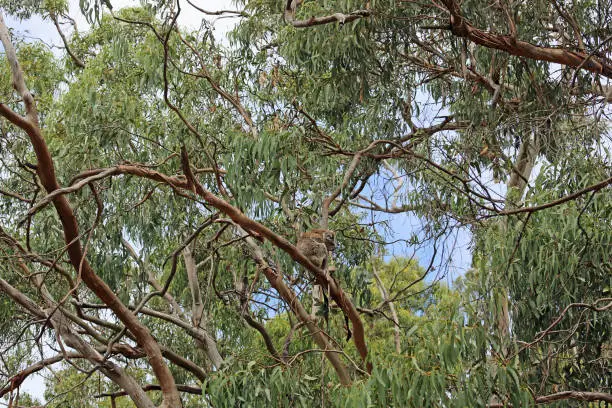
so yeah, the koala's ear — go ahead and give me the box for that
[324,231,336,248]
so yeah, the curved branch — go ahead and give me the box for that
[25,168,116,217]
[497,176,612,217]
[0,354,76,398]
[440,0,612,78]
[185,0,248,17]
[514,298,612,357]
[488,390,612,406]
[0,14,181,407]
[50,13,85,68]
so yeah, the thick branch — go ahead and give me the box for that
[0,278,155,408]
[440,0,612,78]
[488,390,612,406]
[238,227,351,384]
[0,14,181,408]
[22,153,372,374]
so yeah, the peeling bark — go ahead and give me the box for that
[441,0,612,78]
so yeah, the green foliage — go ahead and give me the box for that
[204,363,321,407]
[0,0,610,406]
[475,149,611,394]
[44,367,147,408]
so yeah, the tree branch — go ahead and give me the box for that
[285,8,372,28]
[50,13,85,68]
[440,0,612,78]
[0,13,181,407]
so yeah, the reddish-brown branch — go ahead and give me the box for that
[73,150,366,374]
[178,149,369,371]
[66,161,359,381]
[488,390,612,406]
[0,14,181,408]
[0,355,71,398]
[439,0,612,78]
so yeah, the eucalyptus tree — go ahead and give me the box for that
[0,0,610,407]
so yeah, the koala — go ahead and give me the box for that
[296,229,335,270]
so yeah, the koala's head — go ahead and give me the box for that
[322,230,336,252]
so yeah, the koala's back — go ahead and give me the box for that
[297,236,325,255]
[297,235,328,267]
